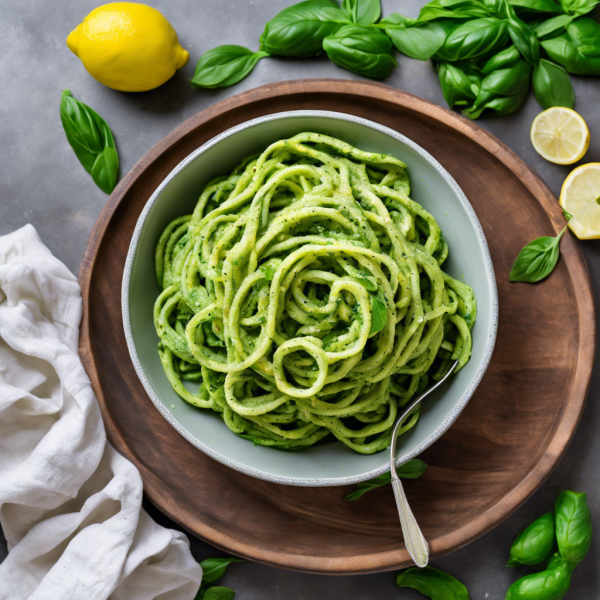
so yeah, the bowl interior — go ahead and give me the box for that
[124,111,497,486]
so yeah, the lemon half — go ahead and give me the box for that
[67,3,189,92]
[560,164,600,240]
[531,107,589,165]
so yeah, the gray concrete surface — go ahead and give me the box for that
[1,1,599,598]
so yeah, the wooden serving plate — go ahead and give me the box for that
[79,80,595,574]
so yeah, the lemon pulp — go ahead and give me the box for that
[530,107,589,165]
[560,164,600,240]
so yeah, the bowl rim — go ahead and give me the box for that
[122,109,499,487]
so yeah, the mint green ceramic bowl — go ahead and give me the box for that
[123,111,498,487]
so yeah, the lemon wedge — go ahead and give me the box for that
[530,107,589,165]
[560,164,600,239]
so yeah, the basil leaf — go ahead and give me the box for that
[343,0,381,25]
[344,472,392,501]
[508,9,541,65]
[323,24,396,78]
[416,0,490,23]
[381,13,415,27]
[191,46,269,89]
[200,557,244,584]
[533,59,574,109]
[505,555,572,600]
[508,226,566,282]
[397,458,428,479]
[481,44,521,74]
[344,460,428,501]
[534,14,575,39]
[91,146,119,195]
[555,490,593,566]
[261,0,350,57]
[562,208,573,221]
[396,566,470,599]
[385,21,450,61]
[369,295,388,334]
[508,513,555,566]
[60,90,119,194]
[559,0,600,15]
[435,18,509,61]
[439,62,481,107]
[541,18,600,75]
[203,587,236,600]
[464,58,531,119]
[508,0,563,13]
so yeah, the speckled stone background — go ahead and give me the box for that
[1,1,599,598]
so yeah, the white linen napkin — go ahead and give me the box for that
[0,225,203,600]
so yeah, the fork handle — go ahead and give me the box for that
[391,475,429,568]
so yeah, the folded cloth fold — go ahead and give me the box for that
[0,225,202,600]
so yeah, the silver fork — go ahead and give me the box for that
[389,360,459,568]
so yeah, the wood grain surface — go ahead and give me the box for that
[78,80,595,574]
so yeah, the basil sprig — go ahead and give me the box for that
[60,90,119,195]
[396,566,470,599]
[344,459,428,501]
[194,557,243,600]
[541,17,600,75]
[191,46,269,89]
[509,223,568,283]
[464,53,532,119]
[503,490,592,599]
[189,0,600,119]
[506,553,572,600]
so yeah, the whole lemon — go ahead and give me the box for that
[67,3,189,92]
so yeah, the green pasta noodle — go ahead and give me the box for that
[153,132,476,454]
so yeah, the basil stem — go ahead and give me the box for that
[60,90,119,195]
[191,46,269,89]
[509,225,567,283]
[396,566,470,599]
[344,459,428,501]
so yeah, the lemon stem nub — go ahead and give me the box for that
[66,28,80,56]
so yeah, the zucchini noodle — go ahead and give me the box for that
[154,133,476,454]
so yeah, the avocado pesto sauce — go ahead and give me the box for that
[153,133,476,454]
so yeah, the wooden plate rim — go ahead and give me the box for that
[78,79,596,574]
